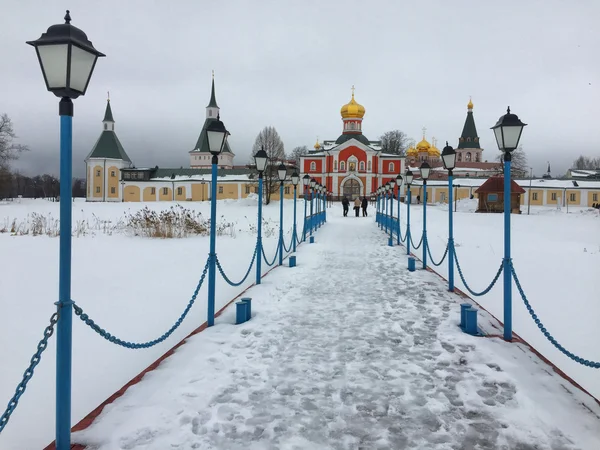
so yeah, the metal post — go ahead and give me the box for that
[384,192,388,232]
[503,156,512,341]
[279,182,284,265]
[56,97,74,450]
[309,189,314,237]
[528,167,532,215]
[292,185,297,252]
[256,174,263,284]
[406,188,411,255]
[207,155,218,327]
[303,186,307,242]
[397,190,401,245]
[448,173,454,291]
[389,190,394,243]
[422,181,428,269]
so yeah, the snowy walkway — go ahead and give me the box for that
[74,215,600,450]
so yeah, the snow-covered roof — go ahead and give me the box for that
[150,174,253,182]
[412,178,600,189]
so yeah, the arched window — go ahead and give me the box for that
[310,161,316,171]
[359,161,365,171]
[457,152,462,162]
[466,152,472,162]
[475,152,480,162]
[334,160,338,170]
[104,123,107,130]
[389,162,394,171]
[340,161,346,171]
[367,161,371,172]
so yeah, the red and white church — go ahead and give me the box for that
[300,89,403,200]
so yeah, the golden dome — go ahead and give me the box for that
[467,97,473,109]
[314,138,321,150]
[406,146,418,156]
[340,87,365,119]
[416,138,431,152]
[428,137,441,157]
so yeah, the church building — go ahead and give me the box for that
[299,88,404,200]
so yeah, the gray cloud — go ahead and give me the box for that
[2,0,599,178]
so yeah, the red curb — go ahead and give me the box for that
[43,250,293,450]
[408,249,600,407]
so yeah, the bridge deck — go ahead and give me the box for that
[72,215,600,450]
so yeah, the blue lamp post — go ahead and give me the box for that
[442,142,457,291]
[302,174,310,241]
[379,186,384,228]
[385,182,391,232]
[491,107,527,342]
[291,170,299,251]
[420,162,431,269]
[206,116,230,327]
[277,163,287,265]
[376,187,381,225]
[405,170,414,255]
[396,173,403,245]
[27,11,104,449]
[309,178,316,236]
[254,148,268,284]
[315,184,320,226]
[388,178,396,244]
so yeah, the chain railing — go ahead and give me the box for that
[511,262,600,368]
[73,258,209,349]
[261,242,279,267]
[410,233,423,250]
[454,248,503,297]
[216,243,258,287]
[0,310,59,434]
[426,241,449,267]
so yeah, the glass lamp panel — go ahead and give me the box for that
[37,44,69,89]
[493,127,504,150]
[502,125,523,150]
[207,130,226,154]
[69,45,97,93]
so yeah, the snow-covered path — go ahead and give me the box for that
[74,214,600,450]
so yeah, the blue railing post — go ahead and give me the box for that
[384,192,388,232]
[303,187,307,242]
[448,173,455,291]
[207,156,218,327]
[323,192,327,223]
[503,157,512,341]
[56,97,74,450]
[279,182,284,265]
[422,182,428,269]
[397,190,401,245]
[292,185,297,252]
[389,190,394,243]
[256,174,263,284]
[406,188,412,255]
[376,193,379,224]
[309,189,314,237]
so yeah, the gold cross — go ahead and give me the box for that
[351,85,355,96]
[107,91,110,101]
[422,126,427,138]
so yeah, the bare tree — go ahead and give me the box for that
[251,126,285,205]
[572,155,600,170]
[496,146,528,178]
[380,130,410,155]
[0,114,29,172]
[288,145,309,168]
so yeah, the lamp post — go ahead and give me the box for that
[27,10,104,449]
[442,142,457,291]
[201,178,206,201]
[121,180,125,202]
[405,170,413,256]
[527,167,533,215]
[388,178,396,243]
[309,178,316,237]
[420,162,431,269]
[302,174,310,241]
[396,174,403,245]
[205,115,230,328]
[315,184,320,223]
[491,107,527,342]
[291,170,299,252]
[277,163,287,265]
[254,148,268,284]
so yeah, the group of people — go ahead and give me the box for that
[342,196,368,217]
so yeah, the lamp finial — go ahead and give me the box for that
[64,10,71,24]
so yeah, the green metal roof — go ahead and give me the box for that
[147,167,253,179]
[207,78,218,108]
[334,133,372,146]
[191,117,234,154]
[86,131,131,162]
[457,110,480,149]
[103,101,114,122]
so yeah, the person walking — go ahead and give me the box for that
[342,196,349,217]
[354,197,361,217]
[361,196,368,217]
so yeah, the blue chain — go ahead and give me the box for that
[454,249,503,297]
[216,243,258,287]
[0,310,59,434]
[261,242,279,266]
[73,258,209,349]
[282,234,293,253]
[410,233,423,250]
[426,242,449,267]
[511,262,600,368]
[398,224,407,243]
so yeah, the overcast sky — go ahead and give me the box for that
[2,0,599,178]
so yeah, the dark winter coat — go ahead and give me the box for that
[361,197,368,209]
[342,198,350,209]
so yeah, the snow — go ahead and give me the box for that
[0,198,599,449]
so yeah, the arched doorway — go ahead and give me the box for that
[342,179,361,200]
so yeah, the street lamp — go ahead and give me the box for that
[291,170,299,252]
[384,183,390,230]
[200,178,206,201]
[254,148,268,284]
[302,174,310,241]
[206,114,230,328]
[420,162,431,269]
[491,107,527,342]
[121,180,125,202]
[277,163,287,265]
[395,173,403,245]
[27,11,104,449]
[405,170,414,256]
[388,178,396,245]
[310,178,316,238]
[442,142,456,291]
